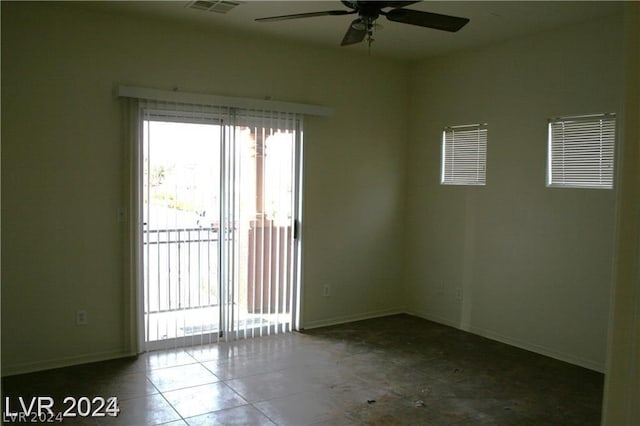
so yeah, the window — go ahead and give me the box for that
[547,113,616,189]
[441,123,487,186]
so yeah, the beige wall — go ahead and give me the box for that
[405,15,624,372]
[602,3,640,425]
[1,2,408,374]
[1,1,631,400]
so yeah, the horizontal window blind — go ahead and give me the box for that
[441,124,487,186]
[547,113,616,189]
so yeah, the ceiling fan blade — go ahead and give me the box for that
[256,10,355,23]
[385,8,469,32]
[341,20,367,46]
[376,1,422,8]
[341,0,358,10]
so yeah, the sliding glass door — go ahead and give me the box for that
[140,106,301,350]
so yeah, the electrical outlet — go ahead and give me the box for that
[455,287,463,301]
[323,284,331,297]
[76,309,88,326]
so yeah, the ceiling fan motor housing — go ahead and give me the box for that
[357,3,382,21]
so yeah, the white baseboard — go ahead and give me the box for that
[301,307,405,330]
[1,349,134,377]
[405,309,461,329]
[467,325,605,373]
[408,308,604,373]
[2,310,604,375]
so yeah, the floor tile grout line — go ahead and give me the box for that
[157,377,250,422]
[250,401,280,426]
[201,353,283,425]
[151,378,223,395]
[137,378,185,425]
[156,387,188,425]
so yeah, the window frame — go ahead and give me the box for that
[546,113,616,190]
[440,123,488,186]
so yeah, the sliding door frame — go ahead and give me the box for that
[127,101,304,353]
[141,108,226,351]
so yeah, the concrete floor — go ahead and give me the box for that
[1,314,603,425]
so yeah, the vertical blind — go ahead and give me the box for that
[131,97,302,351]
[441,124,488,186]
[547,113,616,189]
[223,108,303,342]
[120,86,331,354]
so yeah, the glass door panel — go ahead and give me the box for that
[143,119,221,349]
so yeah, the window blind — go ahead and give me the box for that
[121,93,304,353]
[547,113,616,189]
[441,124,487,186]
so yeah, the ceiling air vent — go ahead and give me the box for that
[186,0,242,14]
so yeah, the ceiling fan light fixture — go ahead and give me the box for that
[186,0,242,14]
[352,17,381,31]
[351,20,365,30]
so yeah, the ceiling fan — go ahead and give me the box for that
[255,1,470,48]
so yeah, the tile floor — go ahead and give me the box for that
[2,314,603,425]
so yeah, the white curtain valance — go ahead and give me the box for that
[117,85,333,117]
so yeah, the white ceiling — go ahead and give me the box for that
[85,1,624,60]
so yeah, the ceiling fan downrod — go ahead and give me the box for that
[352,17,376,53]
[358,2,379,53]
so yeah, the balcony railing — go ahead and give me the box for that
[143,225,292,344]
[144,227,220,315]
